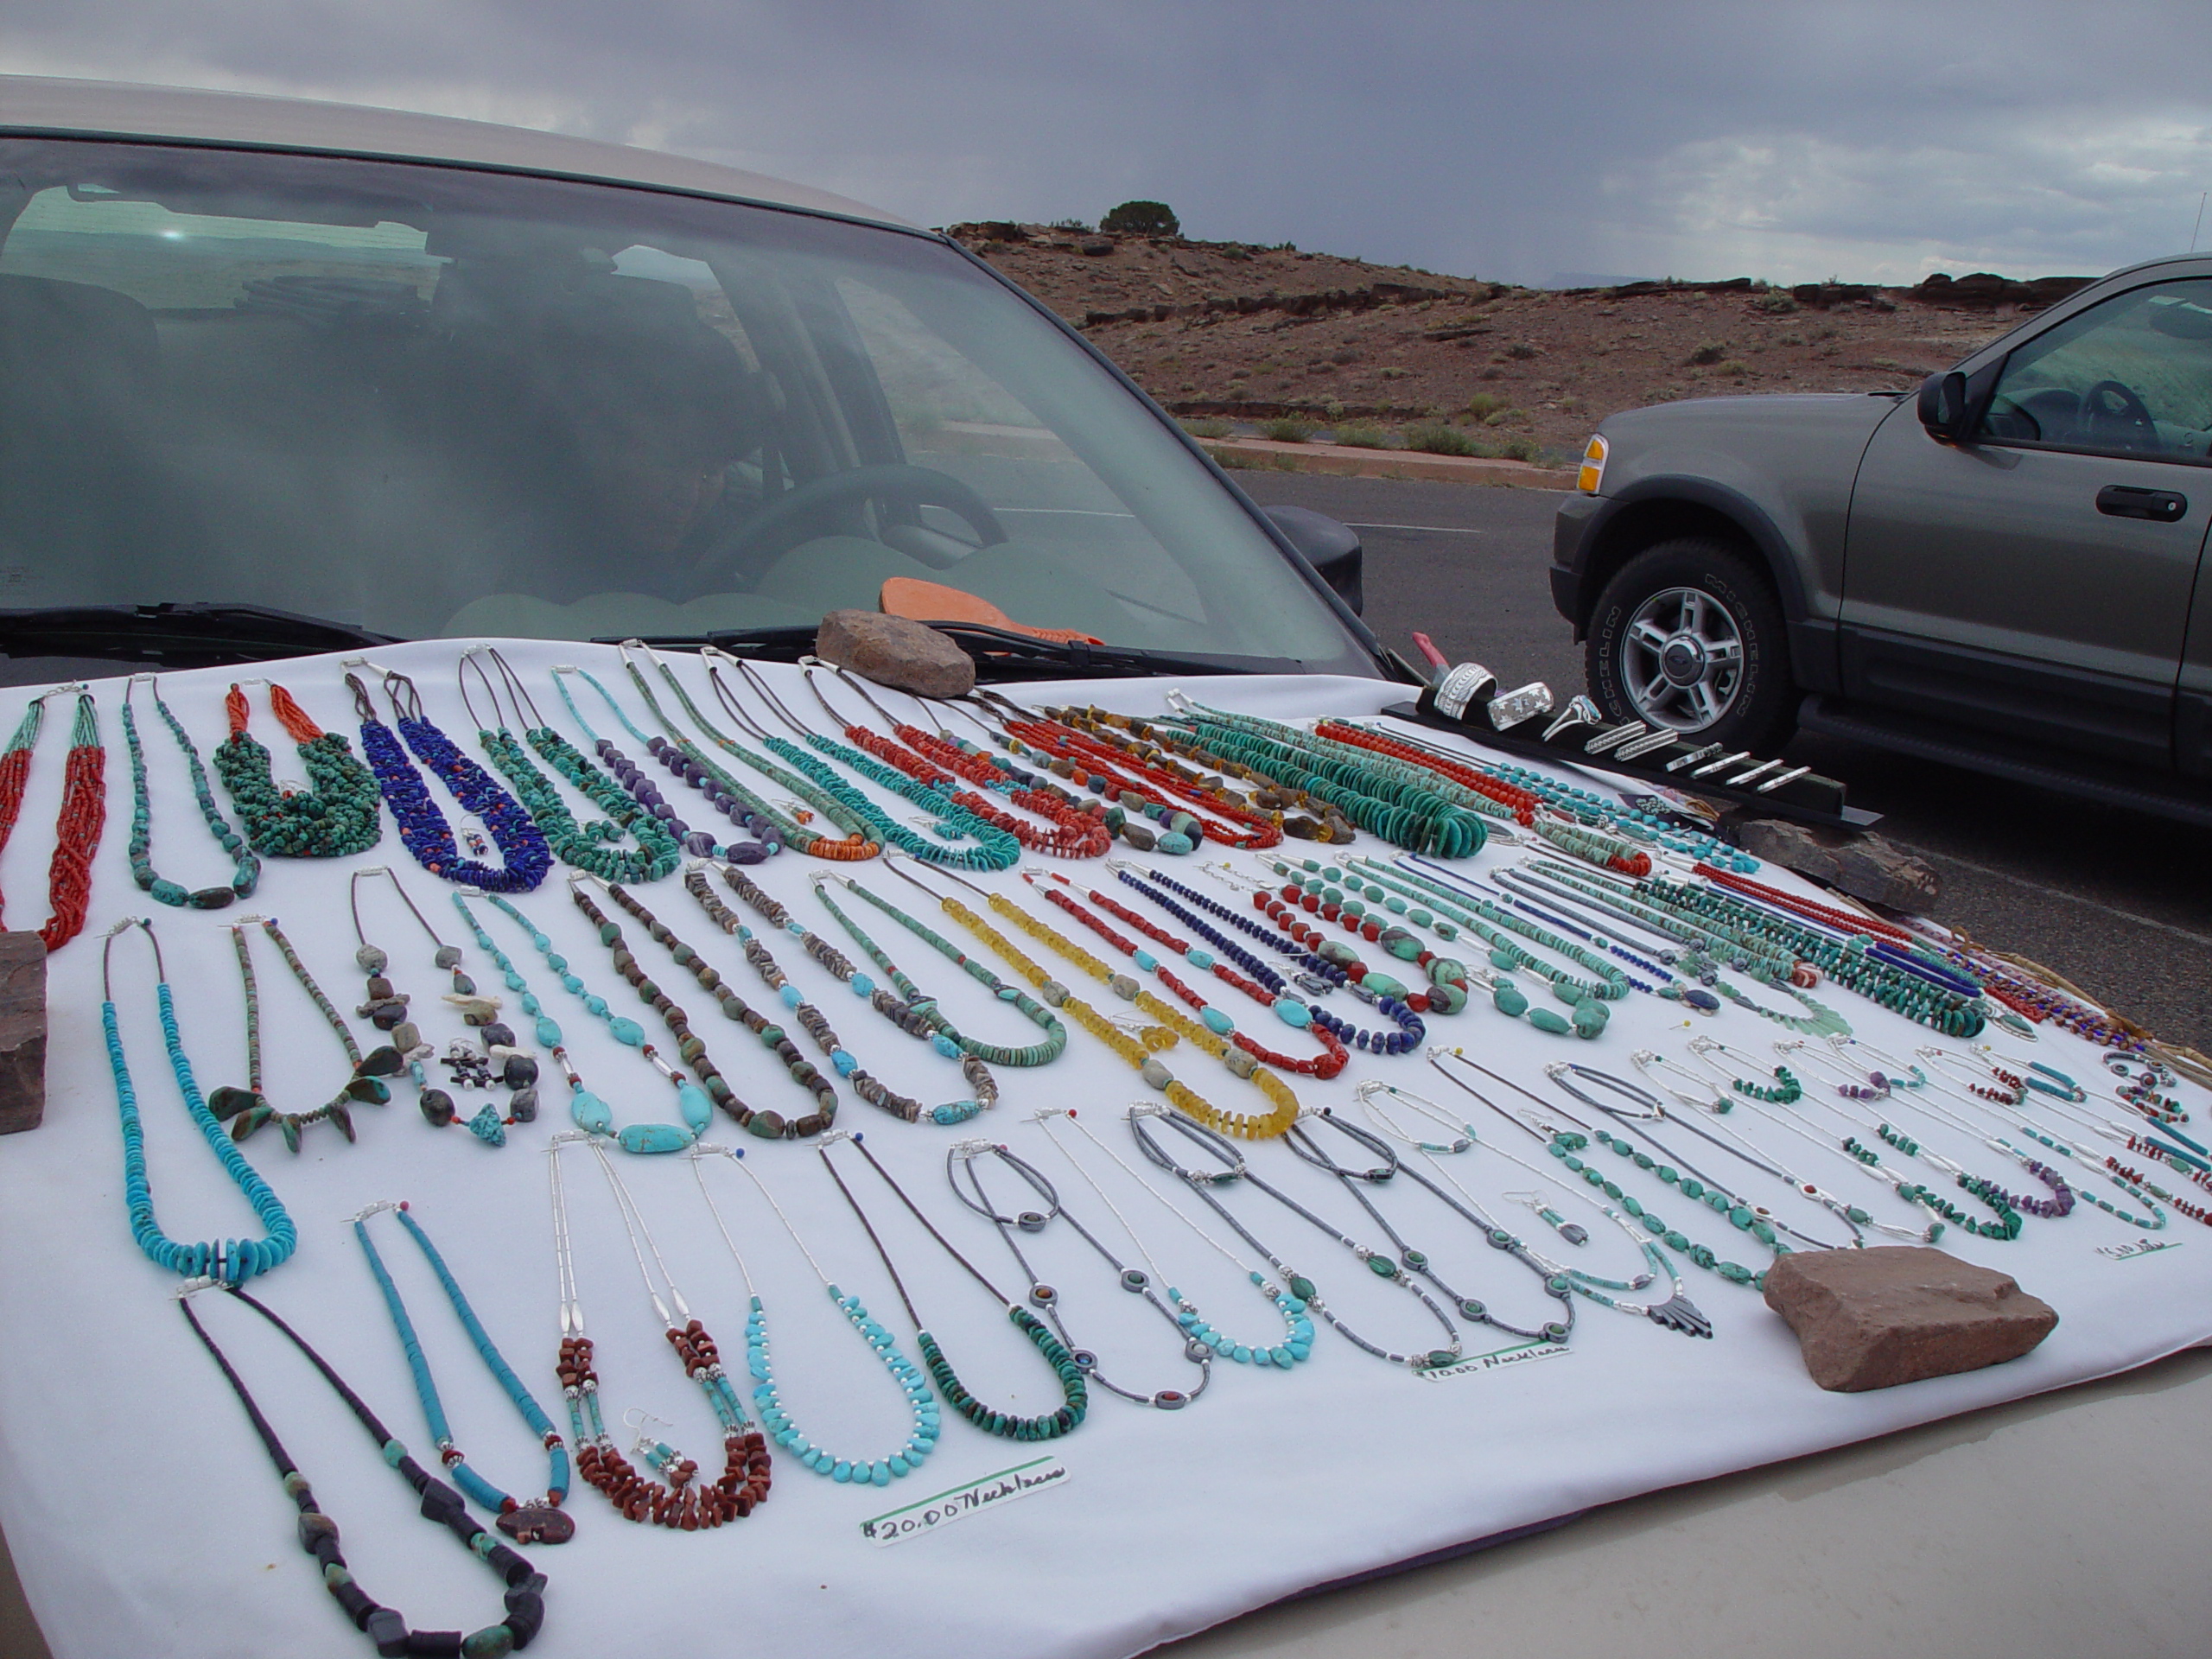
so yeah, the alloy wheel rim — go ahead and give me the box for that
[1618,586,1745,731]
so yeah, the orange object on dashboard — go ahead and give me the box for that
[878,578,1103,645]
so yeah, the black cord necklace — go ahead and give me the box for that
[176,1281,549,1656]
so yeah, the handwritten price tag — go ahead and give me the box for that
[860,1456,1071,1548]
[1419,1338,1573,1383]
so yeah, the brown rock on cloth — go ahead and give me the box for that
[0,931,48,1135]
[1763,1245,2057,1391]
[815,610,976,698]
[1731,817,1939,912]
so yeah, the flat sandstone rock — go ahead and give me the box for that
[0,931,47,1135]
[1764,1245,2056,1391]
[1732,817,1939,912]
[815,610,976,698]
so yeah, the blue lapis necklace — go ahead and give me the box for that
[454,890,712,1154]
[100,918,296,1284]
[686,1145,940,1487]
[352,1199,574,1543]
[346,665,550,893]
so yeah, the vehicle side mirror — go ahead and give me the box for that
[1262,505,1363,615]
[1917,359,2005,443]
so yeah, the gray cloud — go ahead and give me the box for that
[7,1,2211,284]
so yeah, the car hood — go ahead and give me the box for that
[1600,391,1904,448]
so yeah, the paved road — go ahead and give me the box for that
[1243,474,2212,1053]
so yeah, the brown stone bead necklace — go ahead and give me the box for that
[547,1134,771,1528]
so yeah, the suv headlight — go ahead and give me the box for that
[1577,434,1608,494]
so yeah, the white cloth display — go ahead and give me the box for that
[0,642,2203,1659]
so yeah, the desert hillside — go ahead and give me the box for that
[950,222,2086,463]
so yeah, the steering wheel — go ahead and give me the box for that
[2081,379,2158,452]
[694,463,1009,582]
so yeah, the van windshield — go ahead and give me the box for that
[0,138,1371,674]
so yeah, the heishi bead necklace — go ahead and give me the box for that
[456,890,711,1154]
[550,665,779,864]
[1428,1049,1788,1293]
[1033,1107,1316,1369]
[947,1136,1213,1408]
[346,665,552,893]
[821,1131,1090,1441]
[100,918,296,1284]
[175,1281,550,1655]
[686,1144,940,1485]
[0,684,105,950]
[120,674,258,910]
[457,648,681,884]
[804,665,1115,859]
[208,916,404,1152]
[677,863,921,1125]
[1127,1106,1465,1370]
[1469,864,1713,1007]
[547,1135,770,1526]
[1353,1081,1712,1338]
[592,875,840,1140]
[620,642,880,860]
[349,868,518,1146]
[706,860,999,1123]
[1305,719,1539,824]
[351,1200,573,1543]
[1027,870,1351,1080]
[211,680,381,859]
[815,874,1070,1068]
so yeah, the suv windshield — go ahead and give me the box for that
[0,138,1372,674]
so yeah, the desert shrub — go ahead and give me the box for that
[1332,424,1389,448]
[1465,391,1507,421]
[1505,340,1540,359]
[1688,340,1728,365]
[1482,406,1524,426]
[1182,417,1232,438]
[1259,416,1315,442]
[1330,346,1363,365]
[1210,444,1295,471]
[1497,435,1541,461]
[1478,365,1506,380]
[1048,218,1091,233]
[1714,360,1751,378]
[1102,200,1180,237]
[1752,293,1798,315]
[1377,365,1411,380]
[1404,424,1484,456]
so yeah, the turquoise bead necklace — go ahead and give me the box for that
[686,1146,940,1487]
[211,681,383,860]
[120,674,260,909]
[1353,1081,1713,1338]
[453,891,710,1154]
[100,918,296,1284]
[351,1199,573,1542]
[817,873,1071,1068]
[457,648,681,884]
[1033,1107,1315,1370]
[1431,1048,1786,1293]
[1438,747,1758,871]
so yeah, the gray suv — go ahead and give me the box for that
[1551,255,2212,817]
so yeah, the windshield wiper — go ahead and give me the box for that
[610,622,1300,682]
[0,602,400,670]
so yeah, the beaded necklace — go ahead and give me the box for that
[816,874,1069,1067]
[175,1282,549,1653]
[548,1135,769,1525]
[352,1200,573,1541]
[948,1138,1212,1408]
[882,858,1294,1139]
[1474,864,1712,1007]
[1431,1048,1783,1293]
[1306,720,1539,824]
[1121,865,1429,1055]
[212,681,380,859]
[620,643,880,860]
[1354,1081,1712,1338]
[550,665,779,863]
[120,675,257,910]
[458,649,681,884]
[1440,744,1758,873]
[1128,1107,1465,1370]
[822,1132,1090,1441]
[805,667,1114,859]
[346,666,551,893]
[686,1146,940,1486]
[1033,1108,1315,1369]
[0,685,105,950]
[208,918,403,1152]
[706,655,1020,872]
[1028,871,1351,1080]
[458,889,712,1154]
[592,876,840,1140]
[100,918,296,1283]
[704,861,997,1123]
[677,864,920,1125]
[349,868,518,1146]
[2104,1052,2188,1124]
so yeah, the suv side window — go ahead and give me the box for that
[1976,277,2212,461]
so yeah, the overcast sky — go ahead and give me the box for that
[9,1,2211,286]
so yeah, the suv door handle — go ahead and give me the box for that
[2096,485,2188,521]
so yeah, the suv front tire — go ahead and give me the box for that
[1585,537,1795,753]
